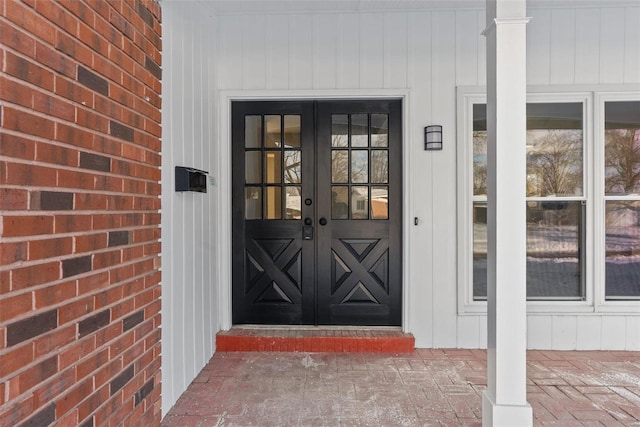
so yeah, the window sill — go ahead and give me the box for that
[459,300,640,316]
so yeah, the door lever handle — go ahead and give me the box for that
[319,217,327,226]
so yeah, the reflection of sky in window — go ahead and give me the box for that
[351,151,368,183]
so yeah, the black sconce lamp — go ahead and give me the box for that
[424,125,443,150]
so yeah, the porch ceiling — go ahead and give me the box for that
[179,0,639,15]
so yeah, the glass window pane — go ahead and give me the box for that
[371,114,388,147]
[332,186,349,220]
[474,200,585,300]
[371,186,388,219]
[285,186,302,220]
[332,114,348,147]
[604,101,640,196]
[265,115,281,148]
[265,151,281,184]
[245,116,262,148]
[605,201,640,298]
[526,201,583,299]
[351,150,368,184]
[351,114,368,147]
[332,150,348,183]
[351,186,368,220]
[245,151,262,183]
[472,201,488,300]
[284,150,301,183]
[284,115,301,148]
[265,186,282,219]
[371,150,388,183]
[526,103,583,197]
[245,187,262,219]
[473,104,488,197]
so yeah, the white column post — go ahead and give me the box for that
[482,0,533,426]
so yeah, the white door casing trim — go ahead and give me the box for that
[216,89,412,332]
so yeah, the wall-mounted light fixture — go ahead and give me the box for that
[424,125,443,150]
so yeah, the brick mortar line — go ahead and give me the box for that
[0,208,160,215]
[0,65,162,130]
[0,317,162,412]
[0,161,162,188]
[0,314,157,385]
[0,12,162,95]
[0,227,160,243]
[0,3,162,62]
[0,253,161,296]
[0,195,161,207]
[0,193,161,207]
[0,248,160,271]
[0,123,162,164]
[0,288,161,350]
[0,101,161,148]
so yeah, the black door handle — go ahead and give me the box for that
[319,217,327,226]
[304,217,312,226]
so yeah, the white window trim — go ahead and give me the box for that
[457,85,640,316]
[594,91,640,313]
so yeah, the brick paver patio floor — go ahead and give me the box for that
[162,349,640,426]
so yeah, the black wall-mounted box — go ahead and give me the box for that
[175,166,208,193]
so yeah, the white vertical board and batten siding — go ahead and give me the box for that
[526,6,640,85]
[216,8,486,348]
[214,4,639,351]
[162,2,219,417]
[161,12,640,415]
[407,10,434,347]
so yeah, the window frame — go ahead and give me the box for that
[595,92,640,311]
[457,86,640,315]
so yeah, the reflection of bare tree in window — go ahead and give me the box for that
[371,150,388,183]
[332,150,348,183]
[284,150,301,183]
[473,131,487,195]
[605,129,640,195]
[527,130,582,197]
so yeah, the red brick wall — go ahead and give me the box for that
[0,0,162,425]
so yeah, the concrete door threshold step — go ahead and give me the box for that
[216,326,415,353]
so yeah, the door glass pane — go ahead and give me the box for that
[265,151,282,184]
[604,101,640,195]
[332,186,349,219]
[526,103,583,197]
[351,186,369,219]
[332,150,348,183]
[351,114,368,147]
[265,115,281,148]
[265,186,282,219]
[351,150,368,183]
[331,114,348,147]
[284,150,301,183]
[245,115,262,148]
[605,201,640,298]
[371,114,388,147]
[371,186,388,219]
[285,186,302,219]
[472,201,488,300]
[245,151,262,183]
[371,150,388,183]
[245,187,262,219]
[526,200,583,299]
[284,115,301,148]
